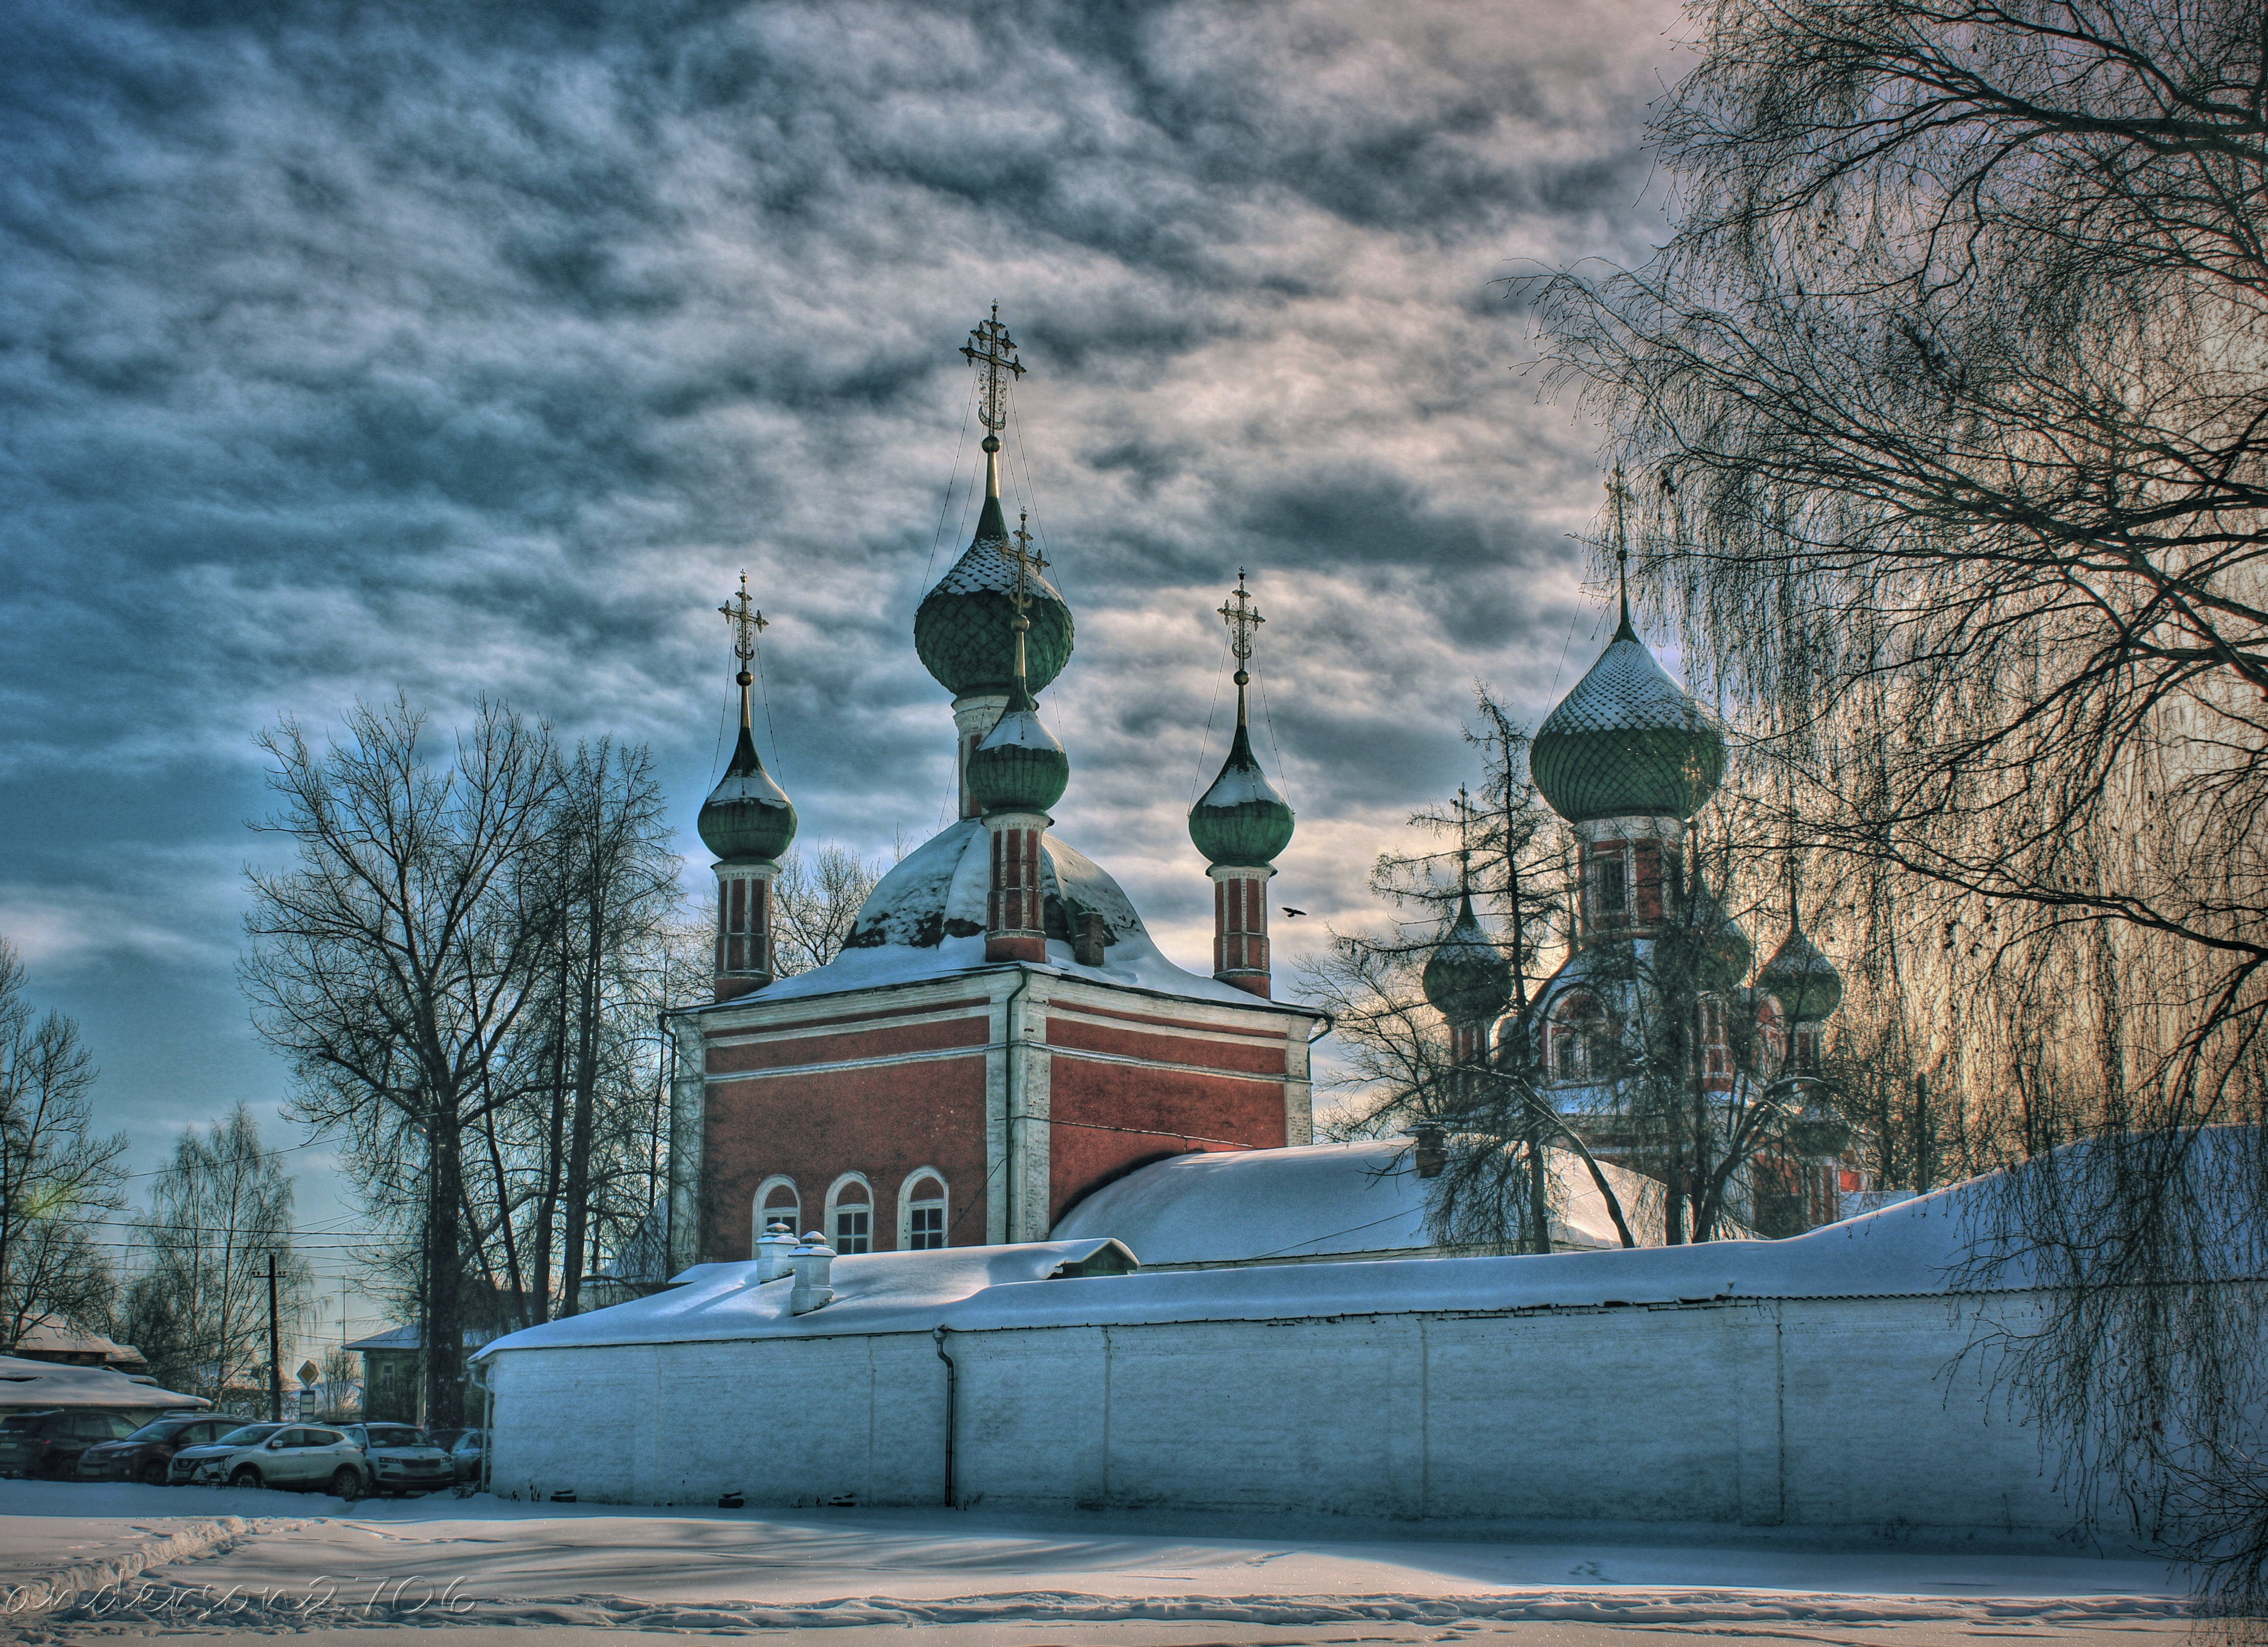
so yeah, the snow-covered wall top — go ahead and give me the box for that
[0,1355,209,1411]
[1050,1139,1658,1260]
[480,1176,2013,1360]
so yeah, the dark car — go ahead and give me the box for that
[448,1427,485,1486]
[168,1422,288,1484]
[0,1410,141,1479]
[79,1415,237,1484]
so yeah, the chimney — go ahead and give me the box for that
[788,1232,836,1315]
[1411,1125,1447,1180]
[754,1221,797,1283]
[1072,909,1109,968]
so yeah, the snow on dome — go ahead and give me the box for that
[1757,923,1843,1020]
[913,496,1075,698]
[1188,724,1294,867]
[1051,1139,1659,1263]
[1421,895,1512,1023]
[1531,630,1726,823]
[741,818,1279,1008]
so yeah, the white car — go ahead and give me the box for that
[204,1424,369,1495]
[340,1423,455,1496]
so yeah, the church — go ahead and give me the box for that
[662,311,1324,1273]
[660,310,1853,1277]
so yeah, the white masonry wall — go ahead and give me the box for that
[485,1290,2096,1550]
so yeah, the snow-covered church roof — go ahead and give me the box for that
[703,817,1304,1013]
[1050,1140,1662,1263]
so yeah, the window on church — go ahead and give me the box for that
[831,1178,872,1254]
[1550,994,1608,1082]
[758,1180,800,1244]
[1592,851,1629,926]
[904,1174,947,1250]
[1700,996,1732,1078]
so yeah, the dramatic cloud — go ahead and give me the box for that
[0,0,1685,1208]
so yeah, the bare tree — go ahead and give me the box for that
[772,847,882,976]
[1523,0,2268,1612]
[244,698,561,1426]
[0,940,123,1348]
[116,1104,311,1408]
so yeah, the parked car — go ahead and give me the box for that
[0,1410,140,1479]
[448,1427,485,1486]
[193,1424,368,1495]
[340,1423,454,1496]
[79,1415,239,1484]
[168,1422,288,1484]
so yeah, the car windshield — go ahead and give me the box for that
[364,1426,425,1447]
[215,1424,283,1446]
[0,1413,57,1434]
[126,1420,191,1442]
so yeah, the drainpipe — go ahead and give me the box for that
[931,1326,957,1509]
[1001,964,1039,1241]
[465,1357,493,1496]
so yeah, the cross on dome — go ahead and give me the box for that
[718,572,769,686]
[1218,569,1264,685]
[960,304,1025,437]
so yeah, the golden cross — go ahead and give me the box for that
[960,303,1025,436]
[718,571,768,671]
[1217,569,1264,668]
[1004,511,1049,614]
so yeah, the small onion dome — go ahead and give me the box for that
[698,724,797,863]
[1757,923,1843,1021]
[1188,723,1294,867]
[914,490,1075,698]
[1421,893,1513,1025]
[967,685,1069,815]
[1684,872,1754,994]
[1531,621,1726,824]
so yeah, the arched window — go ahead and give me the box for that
[753,1177,800,1249]
[826,1174,873,1255]
[1549,993,1610,1083]
[900,1172,948,1251]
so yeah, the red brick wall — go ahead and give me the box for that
[701,1007,991,1260]
[1044,1010,1289,1225]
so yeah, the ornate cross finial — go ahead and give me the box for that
[1004,510,1049,615]
[960,303,1025,437]
[1217,569,1264,685]
[1608,467,1635,638]
[1456,784,1473,886]
[718,571,769,685]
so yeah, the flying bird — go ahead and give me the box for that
[1281,907,1307,918]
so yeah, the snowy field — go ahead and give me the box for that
[0,1480,2197,1645]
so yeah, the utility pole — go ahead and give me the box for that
[267,1253,281,1423]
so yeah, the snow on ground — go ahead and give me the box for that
[0,1478,2194,1644]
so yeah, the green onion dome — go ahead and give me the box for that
[967,686,1069,815]
[1531,618,1726,824]
[1671,871,1753,995]
[697,724,797,863]
[1421,893,1513,1025]
[1188,723,1295,867]
[1757,921,1843,1021]
[914,490,1075,698]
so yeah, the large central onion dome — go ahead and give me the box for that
[697,722,797,864]
[967,683,1069,814]
[1422,892,1513,1024]
[1532,613,1726,824]
[915,443,1075,698]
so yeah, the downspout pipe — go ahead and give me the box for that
[931,1326,958,1509]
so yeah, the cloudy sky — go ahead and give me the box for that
[2,0,1684,1325]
